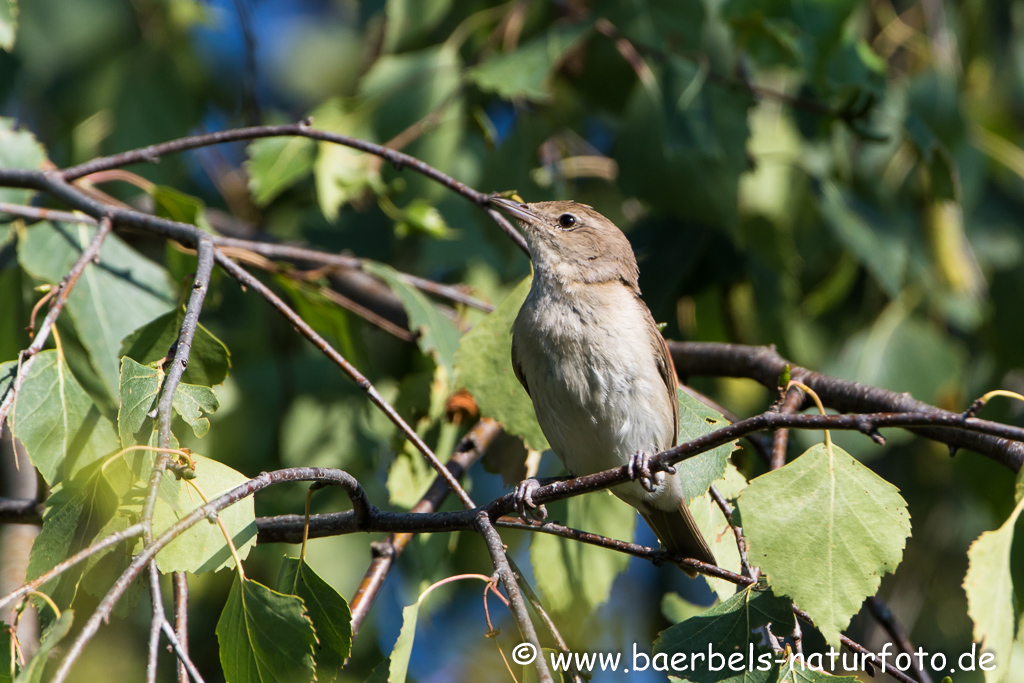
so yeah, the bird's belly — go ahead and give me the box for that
[518,304,675,484]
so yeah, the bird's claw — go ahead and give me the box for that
[628,451,667,493]
[514,478,547,523]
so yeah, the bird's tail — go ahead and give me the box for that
[640,503,717,577]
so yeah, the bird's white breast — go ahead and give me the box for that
[512,276,677,506]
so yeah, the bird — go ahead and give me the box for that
[491,197,716,573]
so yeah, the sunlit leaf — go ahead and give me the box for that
[675,389,736,503]
[246,136,316,207]
[964,497,1023,682]
[18,221,176,398]
[117,357,219,446]
[26,462,120,611]
[738,443,911,648]
[0,351,119,485]
[147,451,256,574]
[363,261,461,375]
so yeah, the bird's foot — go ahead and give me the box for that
[627,451,674,492]
[514,478,548,523]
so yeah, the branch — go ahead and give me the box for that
[215,251,477,509]
[349,418,501,636]
[867,596,933,683]
[475,511,553,683]
[671,342,1024,470]
[48,467,371,683]
[0,522,146,611]
[52,121,528,254]
[1,202,493,313]
[173,572,190,683]
[0,497,42,524]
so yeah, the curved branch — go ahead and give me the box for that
[52,122,528,253]
[671,342,1024,470]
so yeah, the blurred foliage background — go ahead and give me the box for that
[2,0,1024,681]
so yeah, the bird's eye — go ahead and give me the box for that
[558,214,577,229]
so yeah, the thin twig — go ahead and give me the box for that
[867,596,933,683]
[48,468,371,683]
[50,122,528,253]
[215,251,477,509]
[0,522,146,611]
[160,618,206,683]
[173,572,190,683]
[146,562,164,683]
[708,484,755,580]
[349,418,501,635]
[771,386,804,470]
[671,341,1024,470]
[0,216,113,435]
[475,512,553,683]
[506,555,584,683]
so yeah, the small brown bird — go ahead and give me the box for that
[492,197,716,571]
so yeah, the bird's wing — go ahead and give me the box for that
[643,296,679,447]
[510,329,531,398]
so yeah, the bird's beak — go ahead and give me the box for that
[490,197,540,226]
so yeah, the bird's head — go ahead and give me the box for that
[491,198,639,287]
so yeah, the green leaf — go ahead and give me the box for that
[389,598,422,683]
[737,442,911,648]
[172,383,219,437]
[310,99,378,221]
[530,491,635,618]
[688,464,747,600]
[117,357,219,446]
[216,576,317,683]
[468,24,590,102]
[246,137,316,207]
[18,221,176,398]
[0,0,16,51]
[0,118,47,204]
[26,462,119,611]
[278,557,352,674]
[964,497,1024,681]
[453,275,548,452]
[363,261,461,375]
[654,582,794,683]
[383,0,451,52]
[119,307,231,386]
[152,185,210,229]
[0,351,119,485]
[675,389,736,503]
[14,610,73,683]
[777,667,860,683]
[148,451,256,574]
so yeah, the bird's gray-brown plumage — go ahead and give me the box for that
[493,197,716,572]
